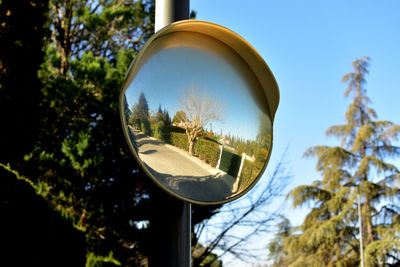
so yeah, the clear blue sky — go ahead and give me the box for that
[125,38,268,141]
[190,0,400,265]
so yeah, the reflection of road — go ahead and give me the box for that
[129,127,239,202]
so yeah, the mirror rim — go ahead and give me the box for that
[119,20,279,205]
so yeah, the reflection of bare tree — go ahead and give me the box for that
[178,85,225,155]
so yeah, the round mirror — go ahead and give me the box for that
[120,20,279,205]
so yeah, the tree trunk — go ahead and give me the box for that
[186,128,198,156]
[358,102,375,245]
[364,195,375,245]
[188,139,194,156]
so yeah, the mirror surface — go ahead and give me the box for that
[121,22,276,204]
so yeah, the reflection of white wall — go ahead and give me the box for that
[218,137,230,145]
[244,154,255,162]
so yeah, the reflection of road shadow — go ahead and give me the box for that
[130,130,165,148]
[137,138,164,148]
[143,162,239,202]
[140,149,157,155]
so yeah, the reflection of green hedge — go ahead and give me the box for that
[239,159,263,191]
[140,120,151,136]
[150,120,171,142]
[170,132,188,150]
[168,132,220,167]
[239,159,256,191]
[194,138,220,167]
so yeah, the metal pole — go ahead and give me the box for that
[344,182,365,267]
[155,0,190,32]
[149,1,191,267]
[149,188,191,267]
[357,186,365,267]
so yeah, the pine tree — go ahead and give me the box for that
[267,216,291,266]
[4,1,219,265]
[279,57,400,266]
[137,92,150,120]
[21,0,156,265]
[0,0,48,166]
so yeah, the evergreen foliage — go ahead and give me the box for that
[1,1,223,265]
[21,1,156,264]
[0,163,87,266]
[267,216,291,266]
[168,132,220,167]
[1,0,151,265]
[270,57,400,266]
[173,110,188,123]
[0,0,48,167]
[170,132,190,150]
[194,138,220,167]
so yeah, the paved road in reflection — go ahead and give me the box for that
[130,128,239,202]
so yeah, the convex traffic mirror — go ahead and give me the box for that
[120,20,279,205]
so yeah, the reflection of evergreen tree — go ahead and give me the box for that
[217,113,272,159]
[257,113,272,150]
[129,97,172,139]
[155,104,171,125]
[227,133,263,158]
[123,95,131,122]
[254,113,272,162]
[137,92,150,121]
[173,110,188,124]
[129,92,151,134]
[150,104,171,141]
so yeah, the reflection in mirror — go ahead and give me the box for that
[121,28,274,204]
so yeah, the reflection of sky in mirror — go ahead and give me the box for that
[126,45,266,141]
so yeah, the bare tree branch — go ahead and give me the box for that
[179,84,225,155]
[192,149,292,266]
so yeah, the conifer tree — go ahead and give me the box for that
[3,1,219,265]
[278,57,400,266]
[20,0,156,265]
